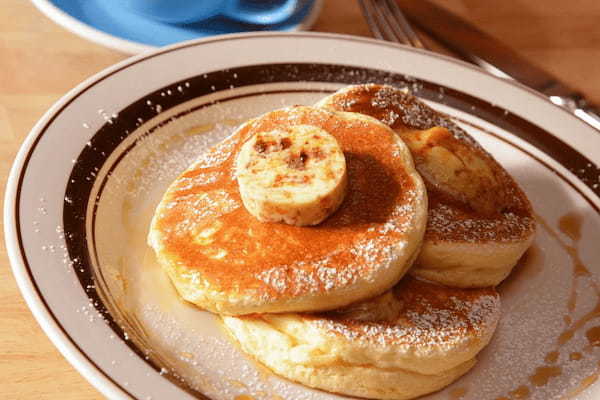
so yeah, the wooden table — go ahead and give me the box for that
[1,0,599,398]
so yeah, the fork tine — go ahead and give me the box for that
[369,0,405,43]
[371,0,415,46]
[360,0,427,49]
[382,0,426,49]
[361,0,406,44]
[358,0,385,40]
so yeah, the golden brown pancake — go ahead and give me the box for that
[317,84,536,287]
[223,276,500,400]
[148,106,428,315]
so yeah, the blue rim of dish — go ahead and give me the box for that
[30,0,323,54]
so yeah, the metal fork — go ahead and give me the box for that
[359,0,512,79]
[360,0,600,131]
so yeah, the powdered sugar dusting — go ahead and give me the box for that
[314,279,500,348]
[174,171,222,191]
[255,257,358,298]
[428,203,535,243]
[192,133,240,170]
[252,185,419,298]
[369,85,478,148]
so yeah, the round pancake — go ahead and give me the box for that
[316,84,536,288]
[148,106,428,315]
[222,276,500,400]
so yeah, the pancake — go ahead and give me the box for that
[148,106,428,315]
[222,276,500,400]
[316,84,536,287]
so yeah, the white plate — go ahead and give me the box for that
[5,32,600,400]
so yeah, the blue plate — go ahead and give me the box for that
[35,0,321,53]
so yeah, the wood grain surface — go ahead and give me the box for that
[1,0,599,398]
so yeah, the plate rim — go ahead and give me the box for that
[5,31,600,399]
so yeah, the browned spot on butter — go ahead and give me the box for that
[280,137,291,149]
[287,151,308,170]
[254,135,291,155]
[309,147,326,161]
[253,138,272,154]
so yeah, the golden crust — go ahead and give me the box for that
[316,84,536,287]
[148,106,428,314]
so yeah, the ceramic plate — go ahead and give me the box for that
[5,33,600,400]
[30,0,323,54]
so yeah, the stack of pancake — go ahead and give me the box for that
[148,84,535,400]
